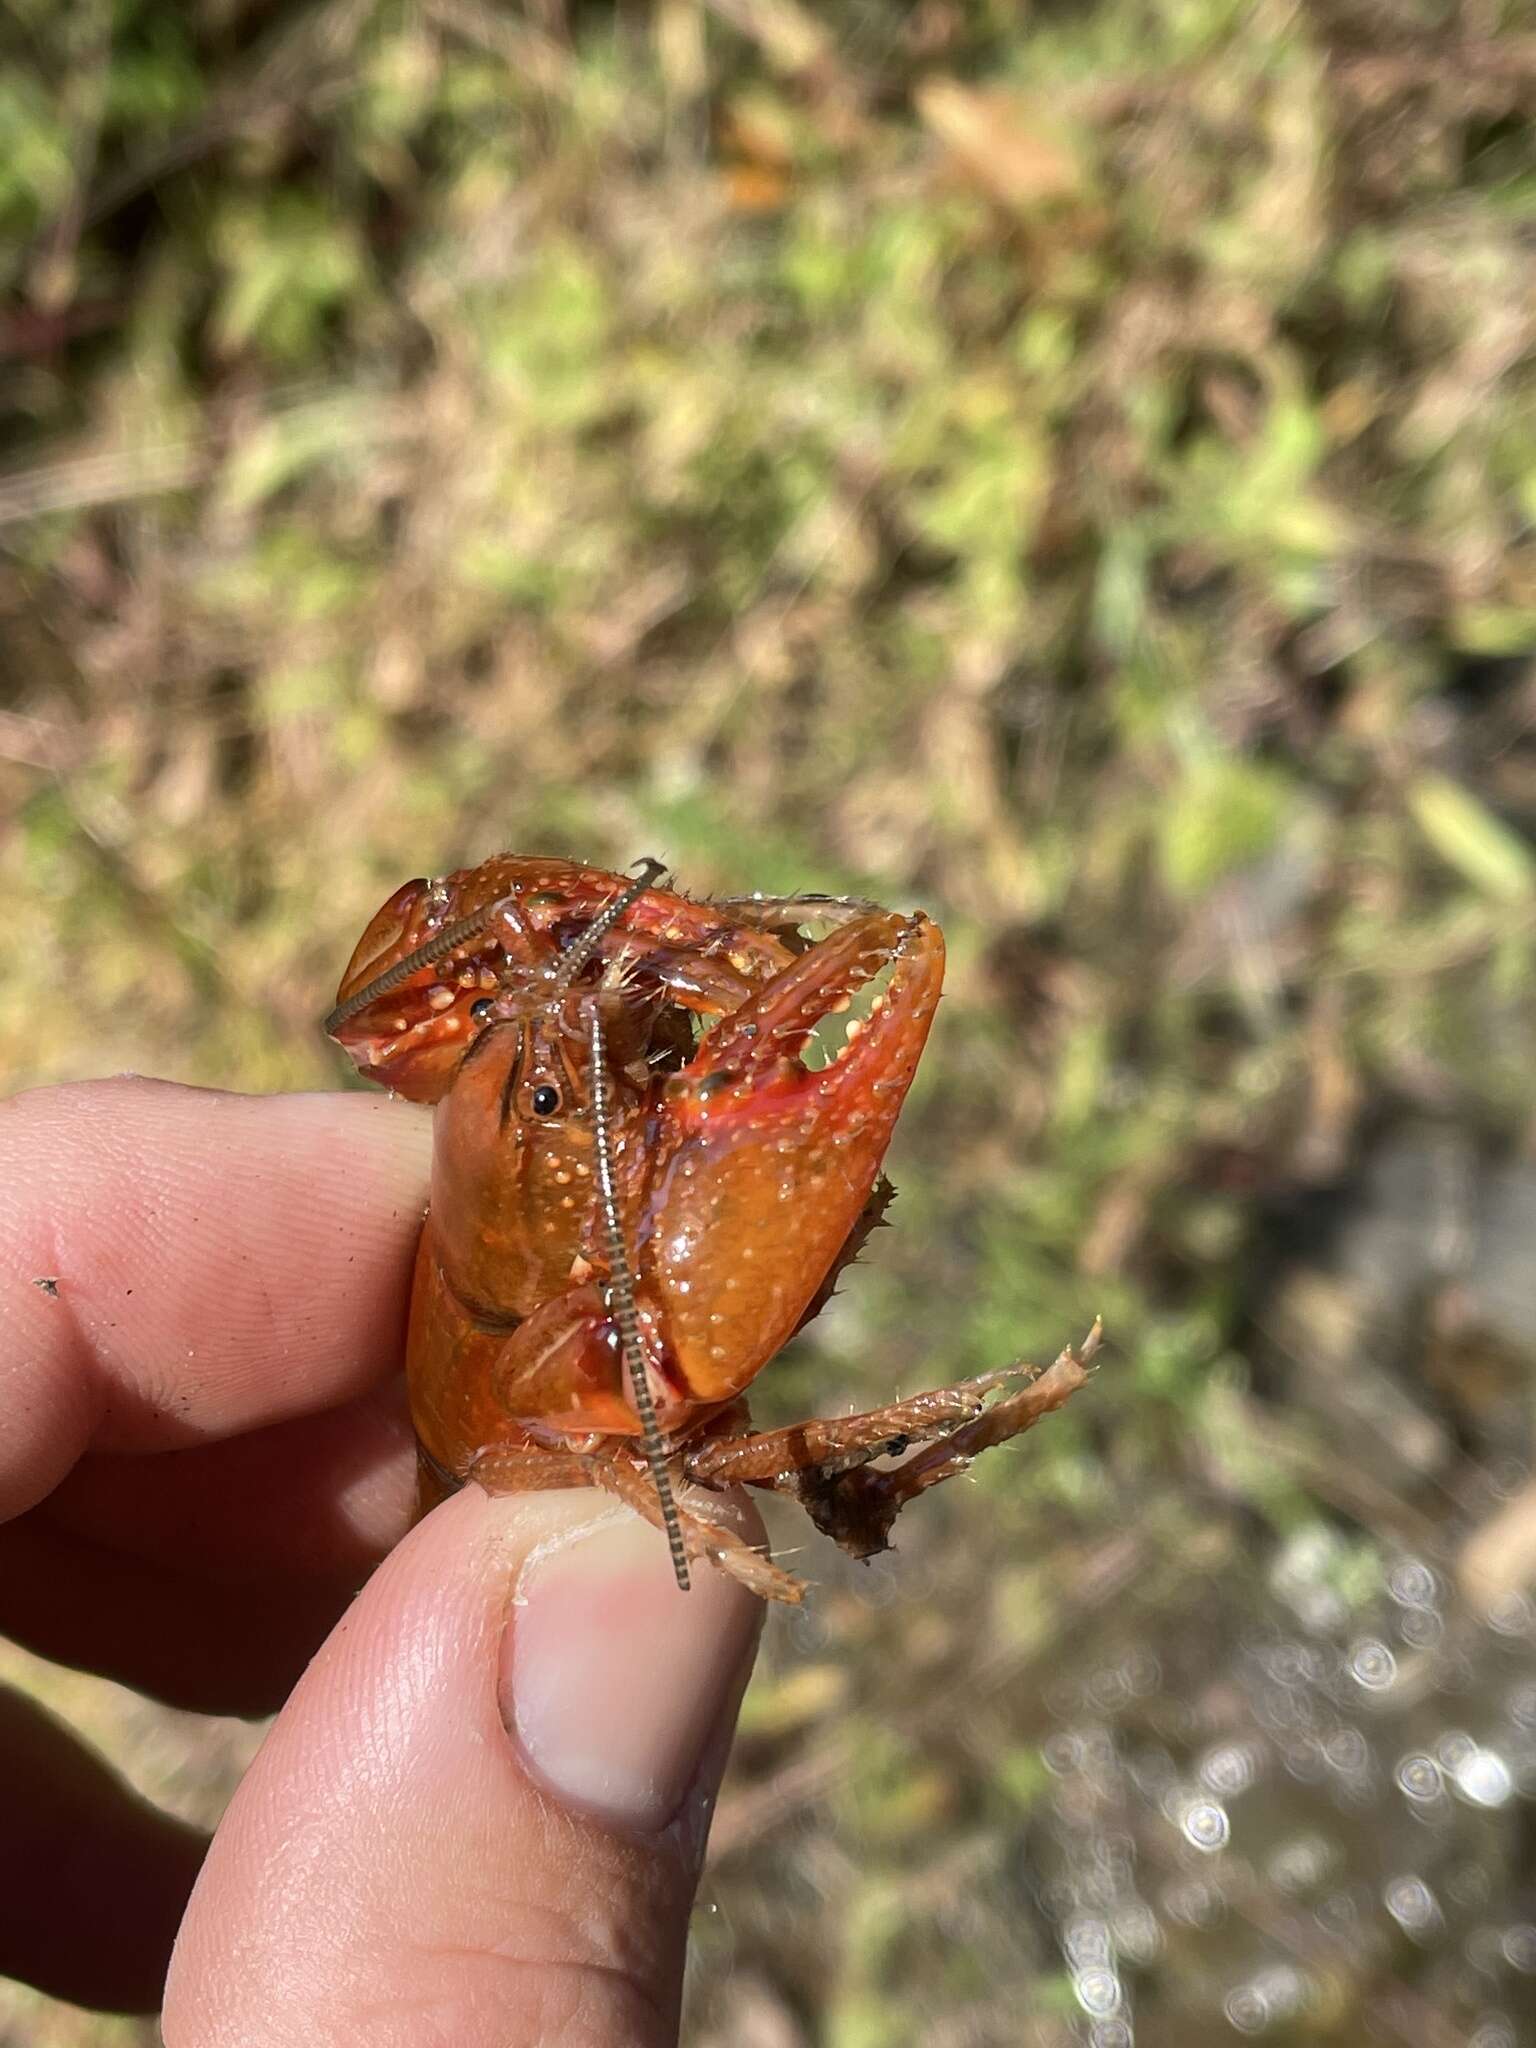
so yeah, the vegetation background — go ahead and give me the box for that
[5,0,1536,2041]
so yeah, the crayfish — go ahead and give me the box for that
[327,855,1097,1603]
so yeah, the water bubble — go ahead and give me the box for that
[1088,1664,1133,1710]
[1122,1650,1161,1695]
[1265,1967,1304,2011]
[1281,1740,1327,1784]
[1323,1727,1369,1773]
[1266,1832,1336,1892]
[1162,1879,1220,1929]
[1508,1683,1536,1729]
[1112,1903,1161,1963]
[1155,1697,1196,1740]
[1347,1638,1397,1691]
[1079,1726,1118,1772]
[1387,1559,1439,1608]
[1092,1833,1136,1884]
[1252,1684,1299,1733]
[1071,1966,1123,2018]
[1486,1591,1534,1637]
[1199,1742,1259,1795]
[1179,1799,1230,1851]
[1082,1874,1123,1920]
[1453,1747,1514,1809]
[1224,1985,1271,2034]
[1384,1875,1442,1935]
[1088,2022,1134,2048]
[1447,1654,1486,1695]
[1262,1641,1323,1687]
[1501,1924,1536,1973]
[1395,1753,1444,1803]
[1222,1970,1303,2036]
[1468,2020,1517,2048]
[1489,1458,1528,1498]
[1316,1888,1360,1934]
[1437,1729,1477,1771]
[1448,1861,1494,1910]
[785,1605,828,1655]
[1399,1607,1444,1649]
[1063,1916,1113,1969]
[1043,1731,1082,1775]
[1468,1925,1509,1975]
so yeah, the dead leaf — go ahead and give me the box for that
[915,77,1083,210]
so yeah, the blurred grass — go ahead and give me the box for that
[3,0,1536,2041]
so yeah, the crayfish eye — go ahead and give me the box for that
[469,998,495,1024]
[530,1083,561,1117]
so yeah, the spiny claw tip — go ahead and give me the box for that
[1076,1318,1106,1369]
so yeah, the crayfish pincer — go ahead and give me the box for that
[327,854,1098,1603]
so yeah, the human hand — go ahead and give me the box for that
[1,1079,762,2045]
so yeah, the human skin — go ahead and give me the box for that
[0,1078,762,2045]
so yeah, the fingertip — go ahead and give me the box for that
[166,1485,762,2047]
[504,1503,763,1834]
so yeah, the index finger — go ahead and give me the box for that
[0,1078,432,1521]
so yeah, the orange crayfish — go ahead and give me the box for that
[327,855,1097,1603]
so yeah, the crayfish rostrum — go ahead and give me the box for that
[328,855,1097,1603]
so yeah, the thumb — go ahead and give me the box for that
[162,1484,763,2048]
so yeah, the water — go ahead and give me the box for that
[1031,1547,1536,2045]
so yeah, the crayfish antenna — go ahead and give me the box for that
[586,1001,691,1591]
[552,858,668,993]
[323,891,528,1035]
[330,857,668,1034]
